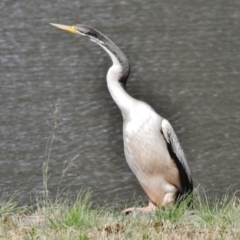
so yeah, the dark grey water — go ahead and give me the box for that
[1,0,240,204]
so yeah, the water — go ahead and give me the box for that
[0,0,240,204]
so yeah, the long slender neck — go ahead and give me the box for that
[87,28,137,119]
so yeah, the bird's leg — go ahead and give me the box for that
[123,191,176,214]
[162,192,175,206]
[123,201,157,214]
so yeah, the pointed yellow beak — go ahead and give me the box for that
[50,23,77,34]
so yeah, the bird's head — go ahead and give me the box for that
[50,23,104,45]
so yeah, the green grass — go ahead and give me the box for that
[0,189,239,240]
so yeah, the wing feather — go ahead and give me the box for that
[161,119,193,193]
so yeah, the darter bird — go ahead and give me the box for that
[51,23,193,213]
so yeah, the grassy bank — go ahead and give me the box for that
[0,190,239,240]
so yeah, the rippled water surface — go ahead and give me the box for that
[0,0,240,204]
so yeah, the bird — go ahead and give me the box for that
[51,23,193,213]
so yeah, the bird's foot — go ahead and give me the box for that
[123,201,157,215]
[123,207,135,215]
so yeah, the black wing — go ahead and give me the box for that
[161,119,193,194]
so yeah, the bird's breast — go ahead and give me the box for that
[122,106,181,192]
[123,115,170,173]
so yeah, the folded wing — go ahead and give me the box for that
[161,119,193,194]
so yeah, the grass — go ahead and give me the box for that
[0,189,239,239]
[1,100,239,239]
